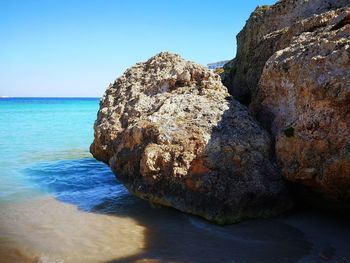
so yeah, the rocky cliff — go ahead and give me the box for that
[91,52,291,224]
[223,0,350,210]
[222,0,349,105]
[253,8,350,204]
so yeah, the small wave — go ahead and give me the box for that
[188,216,272,244]
[23,157,130,212]
[187,217,242,240]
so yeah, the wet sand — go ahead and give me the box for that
[0,197,145,263]
[0,195,349,263]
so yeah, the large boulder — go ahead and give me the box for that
[222,0,349,105]
[91,52,292,224]
[253,8,350,203]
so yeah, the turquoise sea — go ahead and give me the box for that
[0,97,122,204]
[0,98,349,263]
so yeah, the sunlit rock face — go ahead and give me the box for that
[253,7,350,202]
[91,52,292,224]
[221,0,349,105]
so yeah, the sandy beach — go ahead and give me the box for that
[1,195,349,263]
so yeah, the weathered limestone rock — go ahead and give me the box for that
[91,52,291,223]
[254,8,350,202]
[222,0,349,105]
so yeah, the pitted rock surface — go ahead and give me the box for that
[91,52,291,223]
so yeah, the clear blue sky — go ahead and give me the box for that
[1,0,276,97]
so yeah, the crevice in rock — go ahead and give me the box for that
[331,12,350,30]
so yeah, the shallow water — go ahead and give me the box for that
[0,98,349,263]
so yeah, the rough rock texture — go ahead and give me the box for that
[222,0,349,105]
[91,52,291,224]
[253,7,350,202]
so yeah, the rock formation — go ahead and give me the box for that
[254,7,350,202]
[91,52,291,224]
[91,0,350,222]
[221,0,349,207]
[222,0,349,105]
